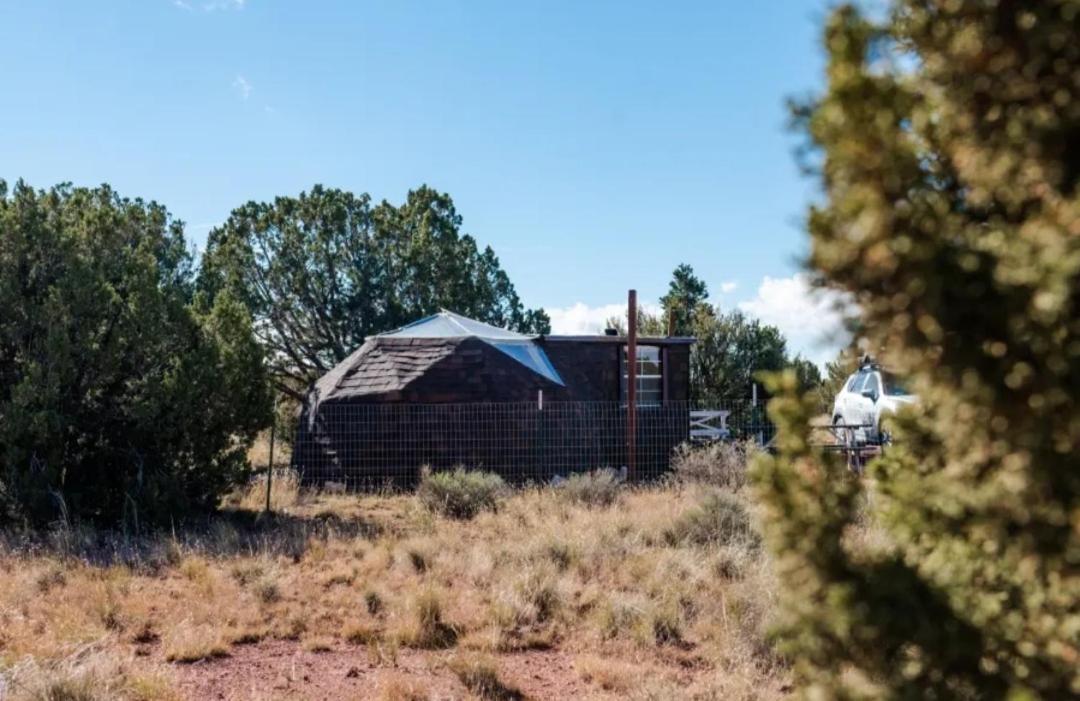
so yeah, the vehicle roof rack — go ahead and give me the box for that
[858,354,880,370]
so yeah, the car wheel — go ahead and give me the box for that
[835,416,860,473]
[833,416,852,447]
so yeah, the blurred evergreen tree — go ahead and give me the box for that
[754,1,1080,697]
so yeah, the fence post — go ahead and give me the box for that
[264,400,277,514]
[627,289,637,481]
[751,382,764,447]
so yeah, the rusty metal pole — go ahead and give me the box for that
[627,289,637,482]
[667,306,675,337]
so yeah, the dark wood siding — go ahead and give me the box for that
[540,339,692,404]
[540,340,620,401]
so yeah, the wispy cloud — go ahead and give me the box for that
[736,273,854,366]
[232,74,253,100]
[719,281,737,294]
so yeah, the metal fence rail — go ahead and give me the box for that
[291,400,775,488]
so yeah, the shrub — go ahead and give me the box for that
[398,589,457,649]
[417,468,506,520]
[559,469,621,507]
[252,574,280,604]
[377,675,430,701]
[447,654,524,701]
[649,604,683,645]
[664,491,759,548]
[671,440,756,490]
[364,589,384,615]
[756,1,1080,697]
[343,621,380,645]
[0,181,271,525]
[163,624,230,663]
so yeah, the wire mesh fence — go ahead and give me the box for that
[290,399,775,489]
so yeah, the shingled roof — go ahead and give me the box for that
[306,311,564,407]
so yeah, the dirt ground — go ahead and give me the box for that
[170,640,598,700]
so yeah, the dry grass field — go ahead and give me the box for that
[0,444,796,700]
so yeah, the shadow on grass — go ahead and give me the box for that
[0,507,384,570]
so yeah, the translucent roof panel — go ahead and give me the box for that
[378,310,564,386]
[486,340,565,387]
[379,310,530,340]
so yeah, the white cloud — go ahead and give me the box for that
[232,74,252,99]
[547,301,662,335]
[737,273,853,367]
[544,274,853,366]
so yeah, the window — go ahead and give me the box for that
[621,345,662,406]
[863,373,881,398]
[882,372,910,396]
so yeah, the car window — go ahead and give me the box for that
[864,373,881,396]
[848,372,868,393]
[844,374,861,392]
[882,372,910,396]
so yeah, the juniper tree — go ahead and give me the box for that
[0,181,271,524]
[199,185,549,394]
[754,2,1079,698]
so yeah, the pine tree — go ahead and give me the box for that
[660,263,709,335]
[753,2,1079,698]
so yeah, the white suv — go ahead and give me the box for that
[831,361,916,445]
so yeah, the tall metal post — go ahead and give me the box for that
[627,289,637,481]
[265,405,277,514]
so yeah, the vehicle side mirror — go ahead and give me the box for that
[861,388,878,402]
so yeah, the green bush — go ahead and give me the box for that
[0,181,271,525]
[417,468,506,520]
[663,491,759,548]
[755,2,1080,697]
[560,468,621,507]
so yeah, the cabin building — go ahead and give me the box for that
[292,311,694,486]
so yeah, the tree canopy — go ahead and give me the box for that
[660,263,709,335]
[755,1,1079,697]
[604,265,822,406]
[199,185,549,393]
[0,181,270,524]
[690,307,790,406]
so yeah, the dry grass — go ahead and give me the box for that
[0,460,801,699]
[448,653,525,700]
[377,673,431,701]
[671,439,758,490]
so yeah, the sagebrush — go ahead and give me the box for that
[417,467,507,519]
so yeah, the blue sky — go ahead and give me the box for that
[0,0,848,363]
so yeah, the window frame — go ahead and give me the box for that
[620,344,664,407]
